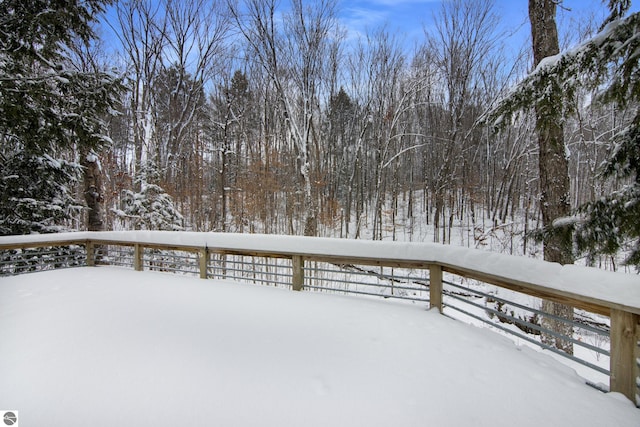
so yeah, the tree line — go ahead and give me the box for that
[1,0,637,270]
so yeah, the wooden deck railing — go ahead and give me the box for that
[1,231,639,403]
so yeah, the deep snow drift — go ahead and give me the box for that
[0,267,637,426]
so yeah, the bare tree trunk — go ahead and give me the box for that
[82,153,104,231]
[114,0,166,193]
[529,0,574,355]
[81,152,104,264]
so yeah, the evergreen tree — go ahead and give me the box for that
[485,2,640,268]
[574,113,640,267]
[327,86,356,201]
[114,162,184,231]
[0,152,83,235]
[0,0,120,235]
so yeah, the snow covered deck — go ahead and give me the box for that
[1,267,638,426]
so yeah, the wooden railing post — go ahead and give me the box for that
[133,244,143,271]
[429,264,443,313]
[610,308,640,403]
[86,241,95,267]
[199,248,209,279]
[292,255,304,291]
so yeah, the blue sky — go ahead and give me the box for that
[100,0,639,63]
[338,0,637,53]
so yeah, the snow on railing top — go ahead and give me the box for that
[1,230,639,314]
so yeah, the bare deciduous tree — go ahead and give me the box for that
[230,0,338,236]
[113,0,166,189]
[423,0,500,243]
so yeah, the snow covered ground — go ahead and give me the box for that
[1,267,637,426]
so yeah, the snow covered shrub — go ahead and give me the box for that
[113,162,184,231]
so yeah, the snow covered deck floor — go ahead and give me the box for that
[1,267,638,426]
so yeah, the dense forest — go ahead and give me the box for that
[1,0,638,271]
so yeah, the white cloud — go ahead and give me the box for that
[339,0,434,45]
[342,6,388,28]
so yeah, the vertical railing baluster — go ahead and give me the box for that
[86,241,95,267]
[429,264,443,313]
[292,255,304,291]
[199,247,209,279]
[610,309,640,403]
[134,244,143,271]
